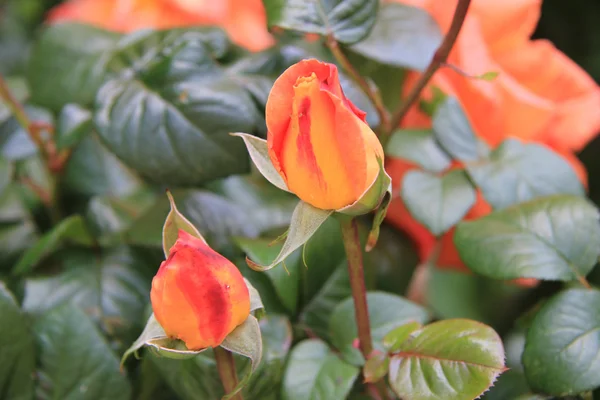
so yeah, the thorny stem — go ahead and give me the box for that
[384,0,472,146]
[578,275,592,290]
[340,218,391,400]
[326,35,392,134]
[340,218,373,357]
[0,74,64,222]
[214,346,243,400]
[0,75,49,162]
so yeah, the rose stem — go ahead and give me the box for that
[384,0,472,146]
[340,217,391,399]
[214,346,243,400]
[0,73,63,223]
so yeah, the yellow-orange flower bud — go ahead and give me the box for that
[266,59,384,211]
[150,230,250,350]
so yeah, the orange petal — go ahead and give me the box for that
[266,59,334,178]
[470,0,541,54]
[46,0,120,28]
[224,0,274,51]
[496,40,600,151]
[47,0,272,52]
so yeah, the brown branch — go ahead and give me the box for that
[0,75,50,160]
[0,74,64,222]
[385,0,472,145]
[326,35,392,133]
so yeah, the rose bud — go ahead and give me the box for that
[150,230,250,350]
[266,59,385,211]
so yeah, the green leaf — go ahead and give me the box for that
[0,77,28,123]
[522,288,600,395]
[85,188,156,245]
[349,3,442,71]
[220,315,263,399]
[368,223,420,295]
[402,169,476,236]
[433,97,489,162]
[330,291,430,365]
[27,23,120,111]
[386,129,451,173]
[0,105,52,161]
[0,221,37,268]
[150,352,223,400]
[426,269,487,322]
[466,139,585,209]
[23,248,152,342]
[299,263,351,338]
[263,0,378,44]
[63,134,143,198]
[388,319,506,400]
[231,133,289,192]
[299,216,347,301]
[33,305,132,400]
[281,339,359,400]
[162,191,205,257]
[383,321,422,352]
[0,186,37,267]
[245,201,333,271]
[13,215,95,275]
[0,157,13,196]
[55,103,93,150]
[0,283,35,400]
[94,28,267,186]
[481,370,530,400]
[427,269,529,326]
[454,195,600,282]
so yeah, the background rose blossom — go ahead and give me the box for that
[47,0,273,51]
[386,0,600,274]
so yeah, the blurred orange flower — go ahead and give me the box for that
[47,0,273,51]
[386,0,600,278]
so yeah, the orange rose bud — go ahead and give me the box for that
[266,59,385,210]
[150,230,250,350]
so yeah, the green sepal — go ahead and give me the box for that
[231,133,289,192]
[337,157,391,217]
[162,190,206,257]
[245,201,332,272]
[219,315,263,400]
